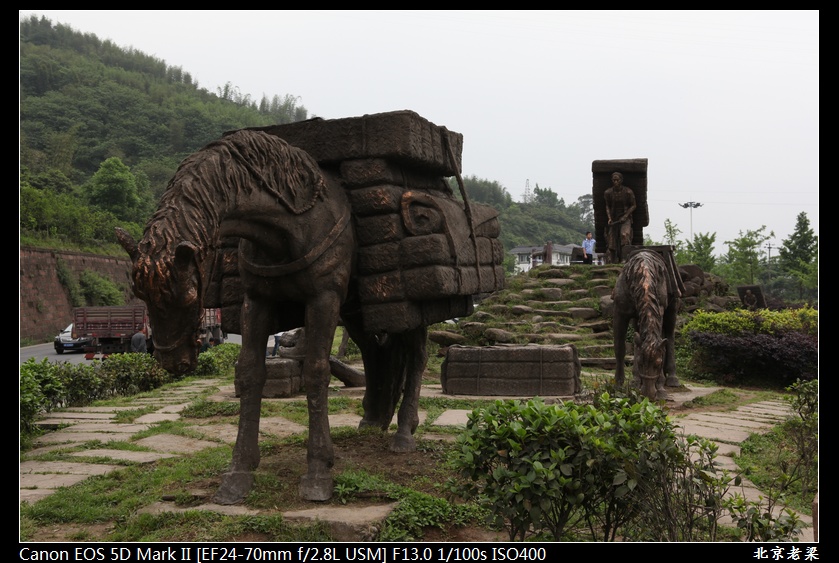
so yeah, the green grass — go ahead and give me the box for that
[735,425,818,515]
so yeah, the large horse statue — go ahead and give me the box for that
[611,248,680,400]
[116,129,427,503]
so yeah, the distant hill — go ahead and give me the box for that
[20,14,591,260]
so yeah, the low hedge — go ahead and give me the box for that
[681,307,818,385]
[19,344,241,447]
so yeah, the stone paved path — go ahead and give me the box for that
[20,379,815,541]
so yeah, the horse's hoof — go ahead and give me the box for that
[213,471,254,505]
[390,433,416,453]
[300,475,333,501]
[656,390,672,402]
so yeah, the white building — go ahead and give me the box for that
[508,242,587,273]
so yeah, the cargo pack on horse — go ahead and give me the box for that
[611,248,680,400]
[116,129,424,503]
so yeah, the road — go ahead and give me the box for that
[20,334,244,367]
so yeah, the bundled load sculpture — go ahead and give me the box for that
[116,110,504,503]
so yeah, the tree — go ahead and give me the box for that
[663,219,683,248]
[685,232,717,272]
[459,175,513,209]
[532,184,560,209]
[662,219,690,264]
[84,157,142,222]
[779,212,817,276]
[717,226,774,286]
[569,194,594,229]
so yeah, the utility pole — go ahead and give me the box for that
[678,201,703,240]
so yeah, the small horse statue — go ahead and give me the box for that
[611,248,679,400]
[116,129,425,503]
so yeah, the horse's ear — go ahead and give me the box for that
[174,241,200,305]
[115,227,139,261]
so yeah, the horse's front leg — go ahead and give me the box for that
[662,301,679,388]
[612,311,629,386]
[299,292,341,501]
[391,327,426,453]
[214,296,272,505]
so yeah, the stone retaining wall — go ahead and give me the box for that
[19,247,139,342]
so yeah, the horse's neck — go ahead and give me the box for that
[147,185,233,264]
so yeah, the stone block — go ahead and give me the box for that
[250,110,463,176]
[441,345,581,396]
[357,242,400,274]
[235,358,302,398]
[355,214,405,246]
[348,185,405,216]
[339,158,454,190]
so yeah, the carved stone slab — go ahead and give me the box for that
[246,110,463,176]
[441,344,582,396]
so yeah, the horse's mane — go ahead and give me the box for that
[135,130,326,299]
[624,250,666,340]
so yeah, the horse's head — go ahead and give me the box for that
[636,334,666,400]
[116,227,203,375]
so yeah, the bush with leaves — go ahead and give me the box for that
[57,361,110,406]
[783,379,818,498]
[682,307,817,385]
[682,307,818,337]
[193,342,240,376]
[20,360,47,435]
[687,331,817,385]
[446,395,696,541]
[78,270,124,306]
[99,352,170,395]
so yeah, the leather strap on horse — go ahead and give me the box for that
[443,132,484,291]
[238,208,351,278]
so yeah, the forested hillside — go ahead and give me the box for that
[20,15,310,252]
[456,176,591,256]
[19,14,591,259]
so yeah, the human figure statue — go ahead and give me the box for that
[743,289,758,310]
[130,331,147,353]
[604,172,637,263]
[581,231,596,265]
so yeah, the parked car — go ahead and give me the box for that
[53,324,94,354]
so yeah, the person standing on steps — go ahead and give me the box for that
[581,231,596,265]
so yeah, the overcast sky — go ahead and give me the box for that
[22,10,819,255]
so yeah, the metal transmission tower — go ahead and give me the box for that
[523,179,532,204]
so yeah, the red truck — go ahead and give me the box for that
[71,305,152,358]
[198,307,224,346]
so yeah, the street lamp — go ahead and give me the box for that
[678,202,703,240]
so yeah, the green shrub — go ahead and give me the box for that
[57,362,109,406]
[55,257,84,307]
[682,307,818,386]
[78,270,124,306]
[447,396,688,541]
[193,343,240,376]
[20,360,47,434]
[687,331,817,385]
[682,307,818,337]
[100,352,170,394]
[24,358,65,412]
[446,394,744,541]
